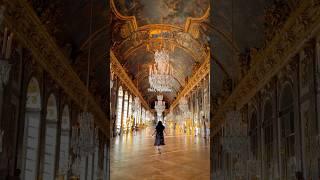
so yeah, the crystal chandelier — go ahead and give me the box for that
[179,97,191,119]
[71,112,98,157]
[155,95,165,119]
[220,111,248,154]
[148,49,174,92]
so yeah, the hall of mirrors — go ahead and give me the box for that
[0,0,320,180]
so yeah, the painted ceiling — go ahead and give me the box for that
[114,0,209,27]
[111,0,210,107]
[112,0,271,108]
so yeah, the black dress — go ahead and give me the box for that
[154,125,165,146]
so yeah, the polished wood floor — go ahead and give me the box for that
[110,127,210,180]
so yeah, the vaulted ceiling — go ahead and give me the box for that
[31,0,271,110]
[111,0,210,107]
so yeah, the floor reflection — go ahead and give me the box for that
[110,126,210,180]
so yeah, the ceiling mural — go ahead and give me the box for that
[113,0,209,27]
[111,0,211,107]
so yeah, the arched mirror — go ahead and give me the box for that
[23,77,41,180]
[42,94,58,180]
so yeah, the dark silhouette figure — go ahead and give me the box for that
[152,121,166,154]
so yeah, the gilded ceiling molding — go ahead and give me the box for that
[110,50,150,109]
[170,53,210,110]
[184,5,210,33]
[115,29,209,63]
[2,0,109,136]
[211,0,320,136]
[110,0,138,31]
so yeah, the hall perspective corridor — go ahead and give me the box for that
[110,127,210,180]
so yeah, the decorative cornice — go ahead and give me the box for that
[110,0,137,31]
[110,50,150,110]
[184,5,210,32]
[110,0,209,33]
[114,28,209,63]
[2,0,109,136]
[170,53,210,110]
[211,0,320,136]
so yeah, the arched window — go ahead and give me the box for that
[249,110,258,159]
[263,100,273,176]
[23,77,41,180]
[42,94,58,180]
[58,105,70,178]
[116,86,123,132]
[128,95,132,126]
[279,84,295,178]
[122,91,129,130]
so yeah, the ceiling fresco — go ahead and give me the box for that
[111,0,211,107]
[113,0,209,27]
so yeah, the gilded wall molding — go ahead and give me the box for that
[170,53,210,110]
[2,0,109,136]
[211,0,320,136]
[111,50,150,109]
[114,28,209,63]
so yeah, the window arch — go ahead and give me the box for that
[263,100,273,177]
[122,91,129,131]
[128,95,133,128]
[58,105,71,178]
[23,77,41,180]
[42,94,58,180]
[116,86,123,133]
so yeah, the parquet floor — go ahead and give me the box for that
[110,127,210,180]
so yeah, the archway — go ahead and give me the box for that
[41,94,58,180]
[22,77,42,180]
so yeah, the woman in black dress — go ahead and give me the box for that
[152,121,166,154]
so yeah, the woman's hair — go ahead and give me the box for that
[156,121,164,130]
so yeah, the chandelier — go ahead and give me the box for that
[71,112,98,157]
[220,111,248,154]
[148,49,174,92]
[155,95,165,117]
[179,97,191,119]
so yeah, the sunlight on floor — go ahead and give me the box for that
[111,127,210,180]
